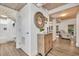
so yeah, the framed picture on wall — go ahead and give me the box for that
[13,23,15,27]
[34,12,46,29]
[4,28,7,30]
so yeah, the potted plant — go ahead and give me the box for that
[40,28,44,33]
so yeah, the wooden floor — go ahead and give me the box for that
[0,39,79,56]
[0,41,28,56]
[47,39,79,56]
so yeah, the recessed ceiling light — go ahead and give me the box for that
[60,13,68,17]
[1,15,7,18]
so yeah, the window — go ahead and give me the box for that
[68,24,74,35]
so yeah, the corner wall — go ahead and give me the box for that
[16,4,31,55]
[30,4,49,55]
[18,4,49,56]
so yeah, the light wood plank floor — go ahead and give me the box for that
[0,39,79,56]
[0,41,28,56]
[47,39,79,56]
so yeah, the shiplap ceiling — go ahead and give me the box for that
[0,3,78,20]
[0,3,67,21]
[51,6,79,20]
[0,3,67,11]
[42,3,67,10]
[0,3,26,11]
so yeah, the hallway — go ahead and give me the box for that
[0,41,27,56]
[48,39,79,56]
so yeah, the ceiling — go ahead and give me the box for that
[0,3,78,20]
[42,3,67,10]
[0,3,67,11]
[0,3,26,11]
[50,6,79,20]
[0,3,67,21]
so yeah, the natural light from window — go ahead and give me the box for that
[0,18,14,24]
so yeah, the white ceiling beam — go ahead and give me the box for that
[36,3,46,7]
[49,3,79,14]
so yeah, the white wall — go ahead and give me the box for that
[18,4,49,56]
[56,18,76,36]
[0,19,16,43]
[52,19,56,41]
[0,4,18,43]
[17,4,31,55]
[76,12,79,47]
[30,4,49,55]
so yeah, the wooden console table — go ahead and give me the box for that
[37,33,53,56]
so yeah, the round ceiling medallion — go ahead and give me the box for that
[34,12,45,28]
